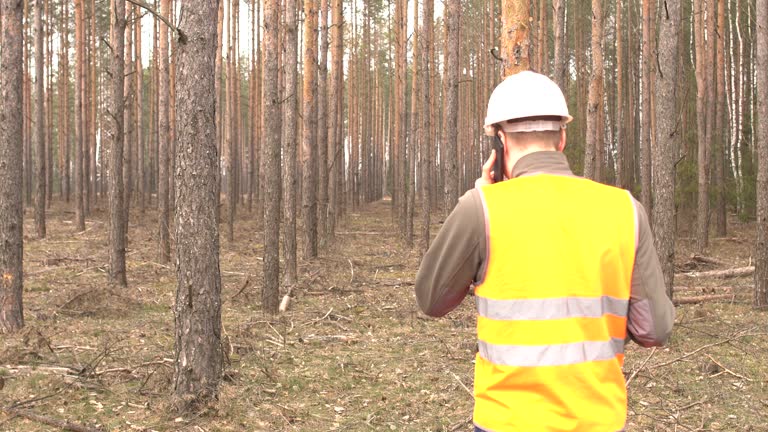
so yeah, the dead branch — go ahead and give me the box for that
[336,231,385,235]
[677,396,708,412]
[690,254,727,266]
[448,370,474,397]
[229,276,251,300]
[1,407,103,432]
[348,259,355,283]
[682,266,754,279]
[625,347,657,387]
[652,330,765,369]
[705,354,753,381]
[674,294,736,305]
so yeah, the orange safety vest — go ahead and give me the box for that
[474,174,637,432]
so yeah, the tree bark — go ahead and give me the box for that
[283,0,298,285]
[585,0,604,182]
[158,0,171,263]
[756,0,768,308]
[136,4,144,212]
[713,0,727,237]
[443,0,459,214]
[59,0,70,203]
[420,0,433,254]
[500,0,530,75]
[0,0,25,333]
[615,0,625,188]
[34,0,46,238]
[317,0,328,247]
[640,0,652,211]
[653,0,681,300]
[124,6,134,226]
[302,0,319,259]
[694,0,710,252]
[552,0,566,89]
[213,0,223,223]
[262,0,282,314]
[326,0,342,241]
[393,0,406,229]
[406,0,419,247]
[173,0,223,409]
[74,0,86,232]
[106,0,128,287]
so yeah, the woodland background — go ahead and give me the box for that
[0,0,767,430]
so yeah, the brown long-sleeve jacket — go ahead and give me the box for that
[415,151,675,347]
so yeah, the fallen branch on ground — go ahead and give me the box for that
[689,254,727,266]
[1,407,103,432]
[625,347,656,387]
[651,329,765,369]
[681,266,754,279]
[674,293,736,305]
[706,354,753,381]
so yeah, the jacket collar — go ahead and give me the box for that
[511,151,574,178]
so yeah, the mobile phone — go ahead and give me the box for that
[492,135,505,183]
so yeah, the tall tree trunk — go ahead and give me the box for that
[107,0,127,287]
[302,0,319,259]
[214,0,223,222]
[34,0,46,238]
[713,0,727,236]
[136,4,144,212]
[420,0,433,254]
[615,0,625,188]
[88,0,96,208]
[60,0,70,203]
[537,0,547,75]
[282,0,298,285]
[74,0,86,232]
[317,0,328,247]
[226,0,235,242]
[169,0,177,215]
[158,0,171,263]
[262,0,282,314]
[124,5,134,225]
[393,0,406,228]
[640,0,652,209]
[0,0,25,333]
[45,0,52,207]
[173,0,223,409]
[327,0,342,241]
[654,0,681,300]
[694,0,710,251]
[501,0,530,75]
[406,0,420,247]
[755,0,768,308]
[443,0,459,214]
[248,0,257,213]
[585,0,604,181]
[553,0,566,89]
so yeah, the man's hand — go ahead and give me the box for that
[475,149,496,188]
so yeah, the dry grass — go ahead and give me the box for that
[1,200,766,431]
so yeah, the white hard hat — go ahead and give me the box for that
[484,71,573,136]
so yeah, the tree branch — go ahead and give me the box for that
[124,0,186,44]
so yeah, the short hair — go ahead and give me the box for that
[503,129,562,150]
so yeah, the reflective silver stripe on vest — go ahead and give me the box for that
[476,296,628,321]
[478,338,625,367]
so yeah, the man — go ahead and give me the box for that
[415,71,675,432]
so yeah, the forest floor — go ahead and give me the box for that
[1,198,767,432]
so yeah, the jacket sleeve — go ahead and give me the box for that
[415,189,486,317]
[626,198,675,347]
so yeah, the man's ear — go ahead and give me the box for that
[557,128,567,152]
